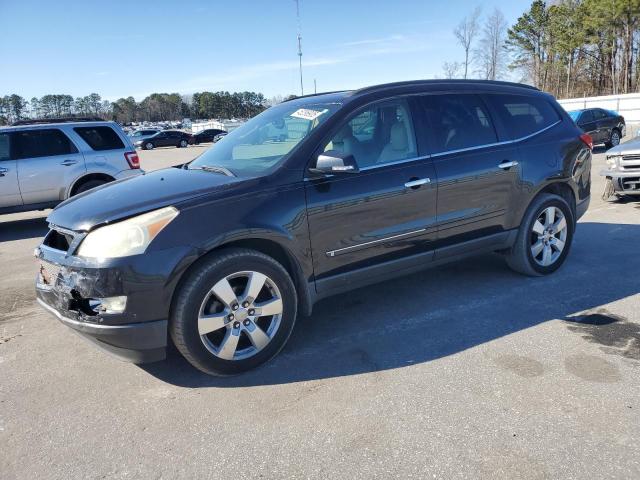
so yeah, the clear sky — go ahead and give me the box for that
[0,0,532,100]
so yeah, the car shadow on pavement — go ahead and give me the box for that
[0,216,49,242]
[142,220,640,387]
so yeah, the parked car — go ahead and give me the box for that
[128,129,160,145]
[213,131,228,143]
[1,119,142,215]
[191,128,227,145]
[601,134,640,199]
[134,130,192,150]
[35,80,591,375]
[568,108,625,148]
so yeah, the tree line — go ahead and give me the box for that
[445,0,640,99]
[0,91,268,126]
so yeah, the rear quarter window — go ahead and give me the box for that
[486,94,561,140]
[74,126,125,151]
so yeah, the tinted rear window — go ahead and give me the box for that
[12,129,78,159]
[0,133,9,161]
[74,126,125,151]
[487,94,561,139]
[419,94,498,153]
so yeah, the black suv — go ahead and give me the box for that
[35,80,592,375]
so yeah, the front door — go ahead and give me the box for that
[417,93,519,251]
[305,97,438,291]
[13,128,86,205]
[0,132,22,208]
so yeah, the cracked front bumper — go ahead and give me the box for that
[600,170,640,195]
[34,243,196,363]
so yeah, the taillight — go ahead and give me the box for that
[580,133,593,150]
[124,151,140,169]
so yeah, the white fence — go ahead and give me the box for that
[191,120,226,133]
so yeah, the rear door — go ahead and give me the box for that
[577,110,598,141]
[417,93,520,253]
[72,125,127,170]
[14,128,86,205]
[592,109,611,142]
[0,132,22,208]
[305,97,438,289]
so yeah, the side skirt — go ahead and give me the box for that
[314,230,517,302]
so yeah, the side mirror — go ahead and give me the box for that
[309,150,360,176]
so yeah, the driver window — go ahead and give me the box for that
[323,99,417,168]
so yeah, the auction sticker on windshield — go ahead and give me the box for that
[290,108,327,121]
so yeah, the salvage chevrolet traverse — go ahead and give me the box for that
[35,80,592,375]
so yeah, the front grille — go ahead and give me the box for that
[620,153,640,170]
[42,227,76,253]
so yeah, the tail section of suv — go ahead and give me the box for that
[0,120,142,214]
[34,80,591,375]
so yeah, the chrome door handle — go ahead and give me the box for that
[498,161,518,170]
[60,159,78,166]
[404,178,431,189]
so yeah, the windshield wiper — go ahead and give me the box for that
[190,165,236,177]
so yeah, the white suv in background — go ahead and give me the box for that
[0,119,143,214]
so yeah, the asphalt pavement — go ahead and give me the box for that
[1,144,638,479]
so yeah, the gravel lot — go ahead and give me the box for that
[1,143,639,479]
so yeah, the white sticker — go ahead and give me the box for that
[290,108,327,121]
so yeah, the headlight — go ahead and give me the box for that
[606,155,620,169]
[77,207,179,259]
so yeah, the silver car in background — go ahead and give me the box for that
[602,133,640,199]
[128,128,160,147]
[0,120,143,214]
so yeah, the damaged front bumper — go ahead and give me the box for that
[34,240,195,363]
[600,169,640,195]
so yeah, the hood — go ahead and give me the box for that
[607,135,640,155]
[48,167,244,231]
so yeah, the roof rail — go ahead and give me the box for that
[11,117,108,126]
[352,79,540,96]
[281,91,348,102]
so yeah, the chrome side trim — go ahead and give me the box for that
[429,120,562,159]
[326,228,427,257]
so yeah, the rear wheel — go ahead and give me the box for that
[605,129,621,148]
[506,193,574,276]
[179,139,188,148]
[73,179,109,196]
[170,248,298,376]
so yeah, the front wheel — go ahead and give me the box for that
[506,193,574,276]
[170,248,298,376]
[144,142,154,150]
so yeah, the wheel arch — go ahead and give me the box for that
[171,236,314,318]
[68,172,115,198]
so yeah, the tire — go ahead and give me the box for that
[506,193,574,276]
[144,142,154,150]
[179,139,188,148]
[605,129,621,149]
[170,248,298,376]
[73,179,109,196]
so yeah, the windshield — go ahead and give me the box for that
[567,110,581,121]
[189,101,341,176]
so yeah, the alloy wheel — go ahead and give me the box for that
[530,206,568,267]
[198,271,283,361]
[611,131,620,146]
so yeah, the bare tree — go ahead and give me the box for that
[442,61,463,79]
[454,6,482,79]
[476,8,508,80]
